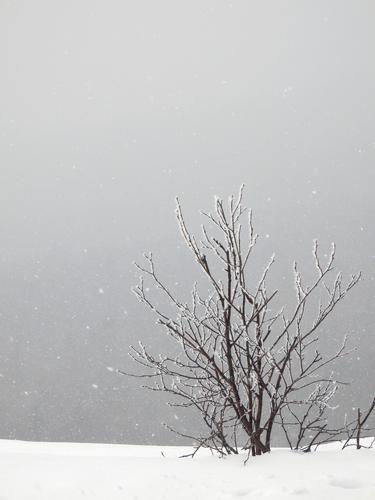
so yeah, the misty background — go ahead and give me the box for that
[0,1,374,444]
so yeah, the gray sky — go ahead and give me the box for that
[0,0,374,444]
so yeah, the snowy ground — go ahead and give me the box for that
[0,439,374,499]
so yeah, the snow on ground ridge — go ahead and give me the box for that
[0,439,374,500]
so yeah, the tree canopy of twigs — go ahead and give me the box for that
[127,186,374,457]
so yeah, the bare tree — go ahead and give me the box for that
[126,186,374,456]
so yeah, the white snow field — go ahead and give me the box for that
[0,439,374,500]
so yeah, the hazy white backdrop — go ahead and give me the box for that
[0,0,374,444]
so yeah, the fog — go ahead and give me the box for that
[0,0,374,444]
